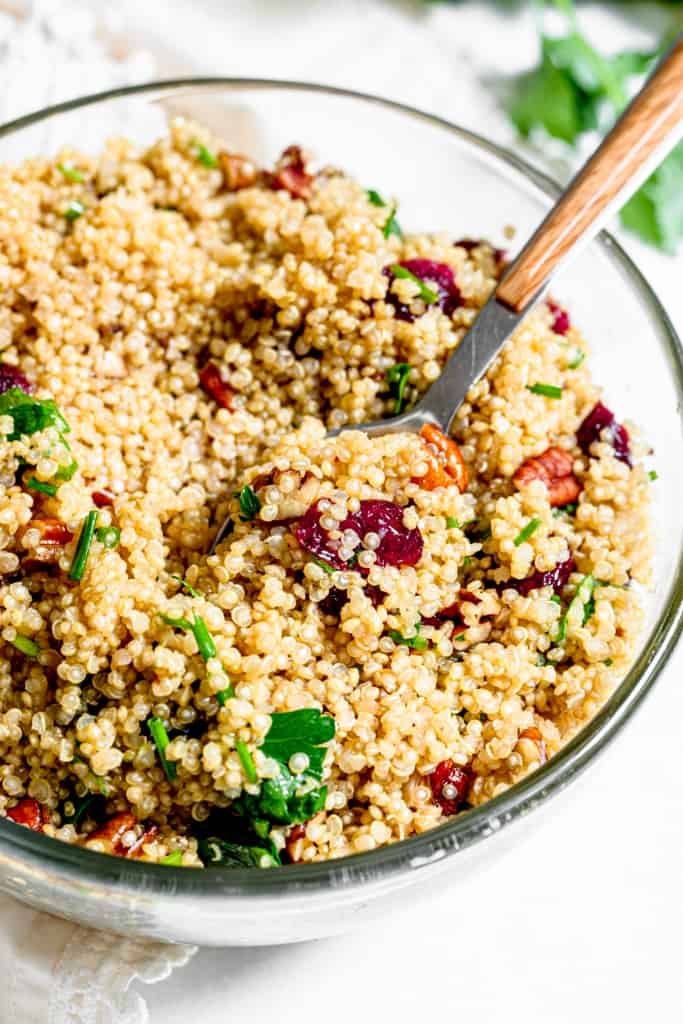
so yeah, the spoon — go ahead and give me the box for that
[212,36,683,552]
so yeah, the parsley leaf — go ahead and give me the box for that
[238,485,261,521]
[260,708,335,781]
[388,621,429,651]
[232,767,328,826]
[390,264,438,304]
[198,836,280,869]
[386,363,412,414]
[619,142,683,255]
[0,389,70,442]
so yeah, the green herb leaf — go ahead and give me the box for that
[446,516,460,530]
[238,485,261,521]
[63,792,101,827]
[367,189,386,207]
[528,383,563,399]
[0,389,70,442]
[649,470,658,482]
[555,573,597,644]
[553,501,577,517]
[26,477,57,497]
[57,162,85,183]
[383,207,403,240]
[193,141,218,169]
[312,557,336,575]
[171,574,202,598]
[68,510,98,582]
[620,142,683,254]
[567,349,585,369]
[390,264,438,304]
[160,612,193,631]
[386,362,412,414]
[54,456,78,481]
[235,739,258,784]
[95,525,120,549]
[198,836,279,869]
[63,199,85,222]
[514,517,542,547]
[388,621,429,651]
[160,849,184,866]
[11,634,40,657]
[147,716,177,782]
[232,766,327,826]
[260,708,335,781]
[216,685,235,706]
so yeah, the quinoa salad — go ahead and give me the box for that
[0,121,653,868]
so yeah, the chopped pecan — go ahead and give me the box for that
[127,824,159,859]
[83,812,156,858]
[518,726,547,765]
[284,823,306,864]
[6,797,48,831]
[199,361,235,410]
[413,424,468,491]
[219,151,258,190]
[513,446,581,507]
[24,517,74,551]
[269,146,313,200]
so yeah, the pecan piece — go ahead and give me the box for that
[219,151,258,190]
[284,823,306,864]
[513,446,581,507]
[413,424,468,491]
[518,726,547,765]
[6,797,49,831]
[199,361,234,410]
[268,146,313,199]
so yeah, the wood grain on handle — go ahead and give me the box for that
[497,35,683,313]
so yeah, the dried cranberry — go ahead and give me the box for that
[422,590,480,628]
[92,490,114,508]
[508,556,575,597]
[430,760,473,816]
[577,401,631,466]
[318,587,347,617]
[382,259,462,323]
[199,362,235,410]
[6,797,47,831]
[547,300,570,336]
[0,364,32,395]
[296,499,423,570]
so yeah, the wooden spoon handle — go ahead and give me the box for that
[497,35,683,313]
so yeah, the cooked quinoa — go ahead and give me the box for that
[0,120,653,868]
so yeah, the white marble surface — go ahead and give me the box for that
[119,1,682,1019]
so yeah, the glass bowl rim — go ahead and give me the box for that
[0,76,681,898]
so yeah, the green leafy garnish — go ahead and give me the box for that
[649,470,658,481]
[171,574,202,598]
[619,142,683,254]
[26,477,57,497]
[216,685,235,706]
[528,383,563,399]
[386,363,412,414]
[553,501,577,517]
[383,207,403,240]
[312,557,336,575]
[95,525,120,549]
[68,510,98,582]
[160,612,217,662]
[567,349,585,369]
[235,739,258,784]
[388,622,429,651]
[193,141,218,169]
[160,849,184,866]
[390,264,438,304]
[63,199,85,222]
[238,485,261,521]
[446,516,459,530]
[54,457,78,481]
[367,189,386,207]
[198,836,279,869]
[147,716,177,782]
[0,389,70,442]
[63,792,100,827]
[514,517,542,546]
[261,708,335,781]
[555,573,597,644]
[232,766,327,826]
[11,634,40,657]
[57,163,85,183]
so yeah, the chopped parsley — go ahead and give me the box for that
[193,141,219,169]
[649,470,658,482]
[238,485,261,521]
[553,502,577,517]
[527,383,563,399]
[147,716,177,782]
[390,264,438,305]
[63,199,85,222]
[0,389,70,442]
[383,207,403,240]
[216,685,235,706]
[555,573,597,644]
[26,477,57,497]
[260,708,335,781]
[446,516,460,530]
[57,163,85,183]
[604,658,613,667]
[55,457,78,481]
[68,510,98,582]
[235,739,258,784]
[514,517,541,546]
[95,526,120,549]
[63,792,100,827]
[567,349,585,369]
[11,635,40,657]
[198,837,279,869]
[367,189,385,207]
[160,850,183,866]
[388,622,429,651]
[386,363,412,414]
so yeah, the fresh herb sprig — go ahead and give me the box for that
[386,363,412,414]
[388,621,429,651]
[237,485,261,521]
[68,510,98,582]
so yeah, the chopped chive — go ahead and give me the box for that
[386,362,412,414]
[383,207,403,240]
[27,477,57,497]
[238,485,261,521]
[191,613,216,662]
[171,574,202,598]
[390,264,437,304]
[54,457,78,481]
[367,189,386,207]
[514,517,541,547]
[57,162,85,183]
[95,525,120,549]
[388,622,429,650]
[649,470,658,481]
[567,350,585,369]
[216,685,235,706]
[160,849,183,866]
[527,383,563,399]
[312,557,336,575]
[446,516,460,529]
[193,141,218,169]
[160,612,193,631]
[147,716,177,781]
[11,634,40,657]
[555,574,596,644]
[68,510,98,581]
[235,739,258,784]
[63,199,85,222]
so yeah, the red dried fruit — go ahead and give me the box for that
[414,423,468,492]
[199,362,234,411]
[0,364,32,395]
[318,587,348,617]
[422,589,481,628]
[92,490,114,508]
[577,401,631,466]
[513,446,582,507]
[296,499,423,570]
[547,300,570,336]
[382,259,462,323]
[508,555,575,597]
[429,760,473,816]
[6,797,48,831]
[269,146,313,199]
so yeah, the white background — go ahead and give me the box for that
[28,1,683,1019]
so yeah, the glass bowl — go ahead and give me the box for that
[0,80,681,947]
